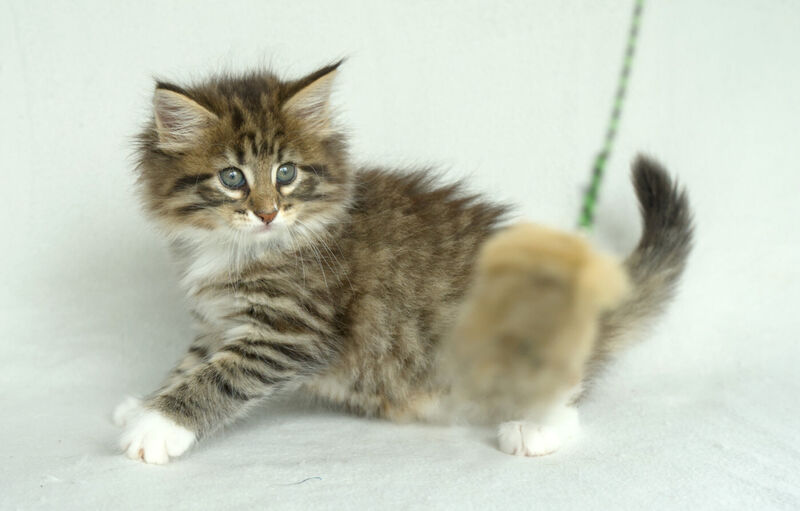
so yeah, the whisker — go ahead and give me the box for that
[294,219,353,293]
[294,228,330,294]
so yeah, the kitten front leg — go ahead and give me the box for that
[119,334,327,464]
[112,333,219,429]
[159,331,221,391]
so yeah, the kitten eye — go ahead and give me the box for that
[276,163,297,185]
[219,167,246,189]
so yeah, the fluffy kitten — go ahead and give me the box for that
[115,61,692,463]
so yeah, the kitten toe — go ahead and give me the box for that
[112,396,142,427]
[120,409,196,464]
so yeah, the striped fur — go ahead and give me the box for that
[133,63,508,439]
[128,63,692,458]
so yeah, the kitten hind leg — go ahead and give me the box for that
[442,223,629,456]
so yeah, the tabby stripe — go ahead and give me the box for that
[176,204,209,215]
[250,136,258,158]
[169,174,213,194]
[266,341,320,366]
[228,325,319,346]
[246,306,328,338]
[219,343,291,373]
[240,338,320,367]
[247,297,328,335]
[218,283,333,324]
[290,180,319,201]
[158,394,197,422]
[239,364,282,385]
[231,107,244,130]
[295,299,334,325]
[269,130,284,158]
[197,187,238,204]
[239,132,256,159]
[203,365,251,401]
[216,356,284,388]
[188,345,208,358]
[238,285,309,302]
[246,297,330,332]
[293,193,328,202]
[226,279,289,296]
[176,199,229,215]
[161,382,207,421]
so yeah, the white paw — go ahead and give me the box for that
[119,409,196,465]
[112,396,142,427]
[498,421,562,456]
[497,407,580,457]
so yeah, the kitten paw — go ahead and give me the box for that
[497,407,580,457]
[498,421,562,456]
[119,409,196,464]
[112,396,142,427]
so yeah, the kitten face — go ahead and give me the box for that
[135,63,351,251]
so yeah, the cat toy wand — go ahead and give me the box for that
[578,0,644,231]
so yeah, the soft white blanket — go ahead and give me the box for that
[2,1,798,509]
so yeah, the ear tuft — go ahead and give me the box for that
[153,86,217,151]
[283,60,343,130]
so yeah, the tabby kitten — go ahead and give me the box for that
[114,61,692,463]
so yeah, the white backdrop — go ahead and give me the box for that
[2,1,799,509]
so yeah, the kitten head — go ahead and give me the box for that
[135,62,351,250]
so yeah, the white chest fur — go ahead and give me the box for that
[179,239,241,294]
[174,235,254,327]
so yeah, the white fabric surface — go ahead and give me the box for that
[2,1,799,509]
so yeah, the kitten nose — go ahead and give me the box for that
[255,209,278,225]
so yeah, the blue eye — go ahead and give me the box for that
[276,163,297,185]
[219,167,246,189]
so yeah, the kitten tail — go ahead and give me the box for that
[587,155,694,377]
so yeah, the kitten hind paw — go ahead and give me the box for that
[497,407,580,457]
[498,421,562,456]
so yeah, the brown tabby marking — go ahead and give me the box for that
[121,61,693,463]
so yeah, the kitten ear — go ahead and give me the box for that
[283,60,343,129]
[153,84,218,151]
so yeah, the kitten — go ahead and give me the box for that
[115,61,692,463]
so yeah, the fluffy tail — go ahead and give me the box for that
[587,155,694,376]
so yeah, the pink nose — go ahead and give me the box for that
[255,209,278,224]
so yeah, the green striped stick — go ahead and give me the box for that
[578,0,644,230]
